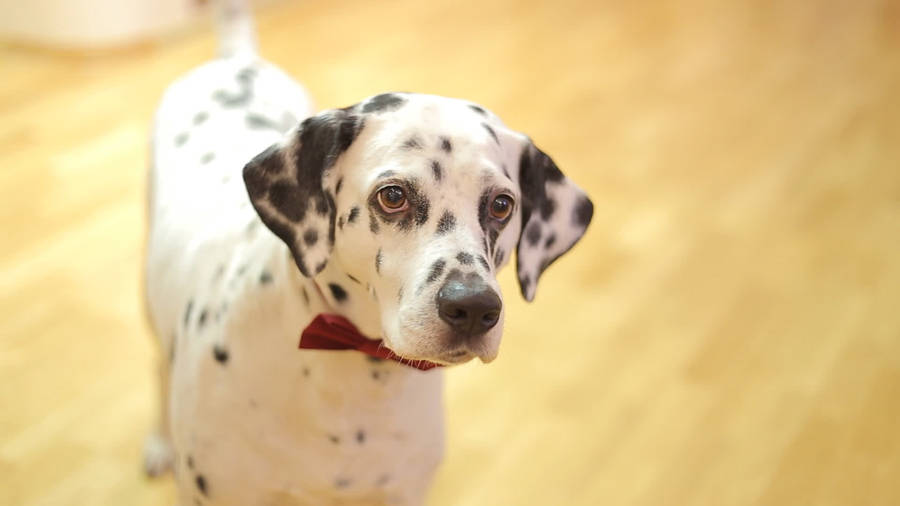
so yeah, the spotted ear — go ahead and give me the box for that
[515,141,593,301]
[243,109,364,277]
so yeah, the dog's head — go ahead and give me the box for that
[244,93,592,365]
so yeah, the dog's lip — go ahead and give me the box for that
[383,345,475,366]
[437,350,475,365]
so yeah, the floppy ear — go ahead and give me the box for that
[516,140,593,301]
[243,109,364,277]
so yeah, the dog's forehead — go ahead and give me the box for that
[353,94,518,185]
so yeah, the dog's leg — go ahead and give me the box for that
[143,349,174,477]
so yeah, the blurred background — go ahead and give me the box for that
[1,0,899,504]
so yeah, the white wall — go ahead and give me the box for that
[0,0,204,49]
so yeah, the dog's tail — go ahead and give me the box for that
[217,0,258,58]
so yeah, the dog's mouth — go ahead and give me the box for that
[380,338,488,366]
[436,348,475,365]
[382,317,502,365]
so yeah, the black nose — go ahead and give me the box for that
[436,273,502,337]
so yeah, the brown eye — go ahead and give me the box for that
[377,185,408,212]
[490,194,514,221]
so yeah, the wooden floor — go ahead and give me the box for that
[2,0,899,504]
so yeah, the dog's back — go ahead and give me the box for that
[145,3,312,337]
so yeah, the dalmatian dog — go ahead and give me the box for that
[143,1,592,504]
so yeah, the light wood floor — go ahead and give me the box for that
[2,0,899,504]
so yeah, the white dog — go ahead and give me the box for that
[143,1,592,504]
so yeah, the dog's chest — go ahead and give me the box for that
[174,326,445,504]
[158,239,446,505]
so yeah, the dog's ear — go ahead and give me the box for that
[243,109,364,277]
[515,140,593,301]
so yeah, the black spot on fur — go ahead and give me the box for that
[478,255,491,271]
[494,248,505,267]
[259,270,273,285]
[478,189,491,231]
[213,345,229,364]
[526,222,542,246]
[245,112,282,130]
[456,252,473,265]
[544,234,556,249]
[414,191,430,226]
[482,123,499,143]
[175,132,188,146]
[198,308,209,329]
[574,196,594,227]
[488,228,500,253]
[303,228,318,246]
[315,195,329,215]
[315,261,327,274]
[371,370,381,380]
[195,475,208,497]
[338,215,345,229]
[521,275,532,294]
[362,93,405,113]
[348,206,360,224]
[328,434,340,444]
[426,259,446,283]
[329,283,348,302]
[187,456,194,469]
[213,68,254,107]
[436,210,455,235]
[302,367,310,377]
[184,299,194,329]
[397,287,403,302]
[334,477,351,489]
[193,112,208,125]
[373,249,384,275]
[335,177,343,195]
[347,274,361,284]
[403,136,422,149]
[469,104,487,115]
[431,160,443,181]
[268,180,306,221]
[369,211,380,233]
[356,430,366,444]
[440,137,452,153]
[540,197,557,220]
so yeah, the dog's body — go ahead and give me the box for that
[145,3,591,505]
[146,57,444,505]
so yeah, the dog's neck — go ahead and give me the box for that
[270,240,389,356]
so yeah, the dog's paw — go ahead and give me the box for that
[143,432,174,478]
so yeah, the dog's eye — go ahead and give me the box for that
[377,185,408,212]
[490,195,514,221]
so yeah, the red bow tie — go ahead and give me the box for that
[300,313,442,371]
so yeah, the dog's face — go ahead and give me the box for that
[244,93,592,364]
